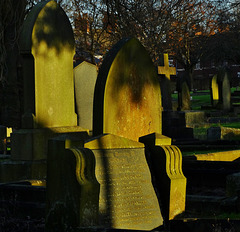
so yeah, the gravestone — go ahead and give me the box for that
[91,37,185,220]
[158,53,176,111]
[177,78,191,111]
[47,38,186,230]
[84,134,163,230]
[221,71,231,111]
[9,1,87,163]
[46,134,163,231]
[211,69,231,111]
[211,74,219,107]
[20,0,77,128]
[74,61,98,130]
[93,38,162,142]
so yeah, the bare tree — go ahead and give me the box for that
[166,0,218,88]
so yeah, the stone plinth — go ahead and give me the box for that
[11,127,89,160]
[46,136,99,231]
[85,134,163,230]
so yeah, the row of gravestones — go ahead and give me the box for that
[1,1,187,231]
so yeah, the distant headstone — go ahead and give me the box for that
[93,38,162,141]
[221,71,231,111]
[177,80,191,111]
[20,0,77,128]
[211,74,219,107]
[74,61,98,130]
[211,69,231,111]
[158,54,176,111]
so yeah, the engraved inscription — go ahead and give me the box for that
[93,148,162,230]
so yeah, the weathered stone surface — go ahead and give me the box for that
[85,134,163,230]
[144,145,186,220]
[20,0,77,128]
[74,61,98,130]
[46,136,99,231]
[93,38,162,141]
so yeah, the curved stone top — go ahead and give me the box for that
[93,38,162,141]
[20,0,74,53]
[19,0,77,128]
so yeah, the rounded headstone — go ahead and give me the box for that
[93,38,162,141]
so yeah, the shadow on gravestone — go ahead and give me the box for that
[1,1,88,183]
[20,0,77,129]
[93,38,162,142]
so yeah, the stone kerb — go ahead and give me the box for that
[93,38,162,142]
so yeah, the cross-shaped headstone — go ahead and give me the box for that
[158,53,176,80]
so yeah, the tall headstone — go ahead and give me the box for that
[177,74,191,111]
[210,69,231,111]
[10,0,86,162]
[74,61,98,130]
[93,38,162,141]
[211,74,219,107]
[220,71,231,111]
[158,53,176,111]
[20,0,77,129]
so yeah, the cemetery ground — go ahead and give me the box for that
[1,89,240,231]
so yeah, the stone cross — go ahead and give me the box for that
[158,53,176,80]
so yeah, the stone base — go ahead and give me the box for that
[11,127,89,160]
[147,145,187,220]
[0,159,46,183]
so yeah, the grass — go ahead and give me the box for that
[171,91,212,110]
